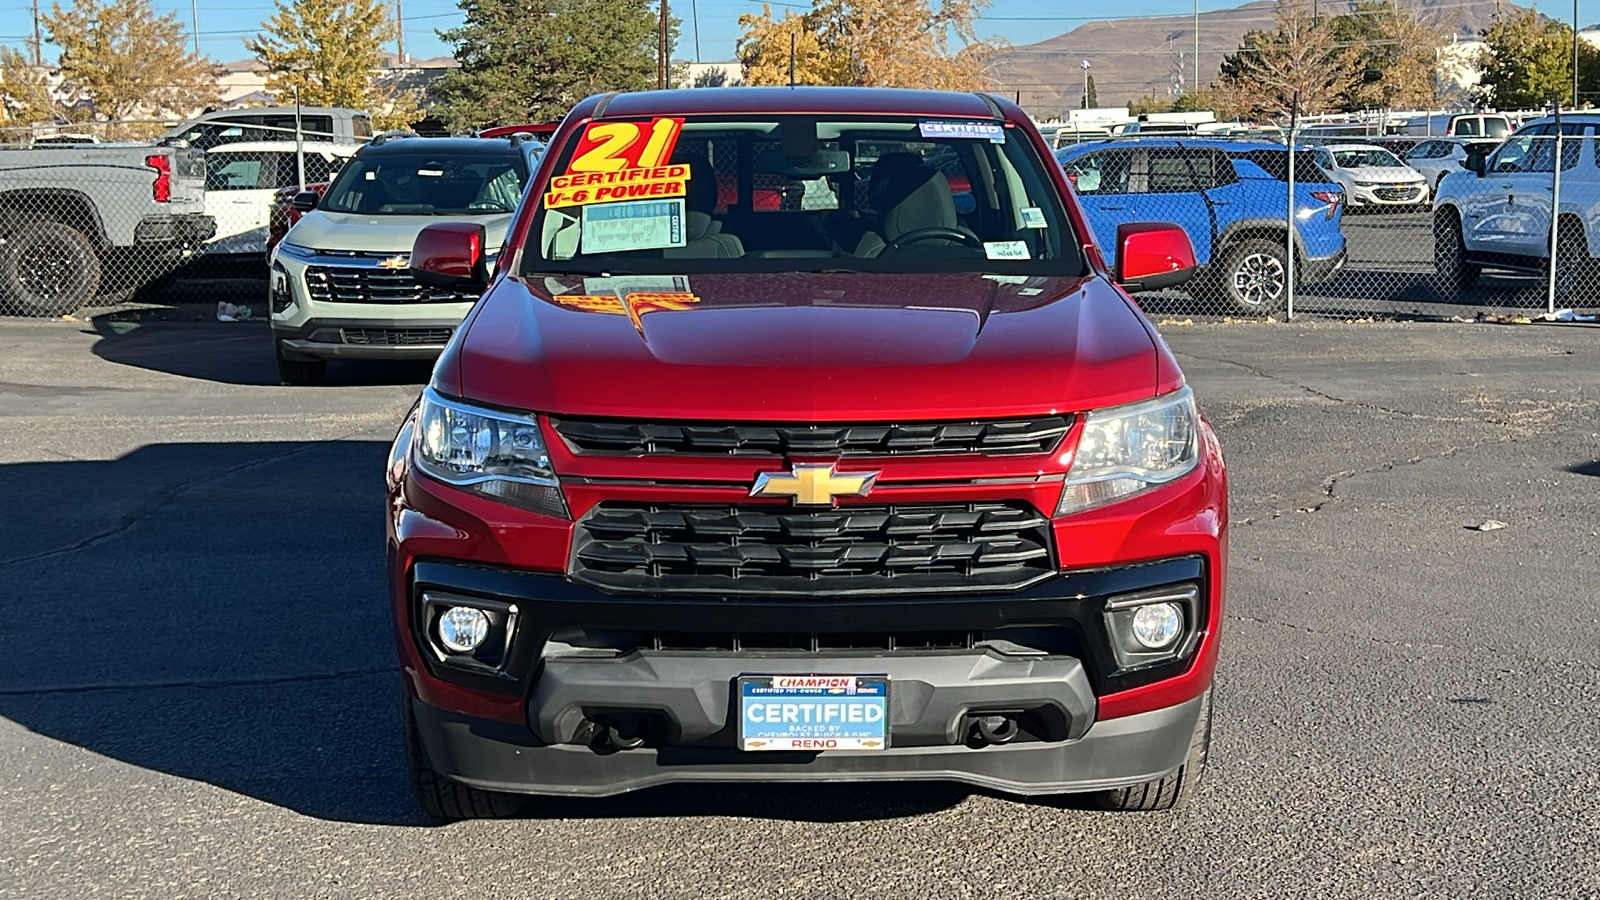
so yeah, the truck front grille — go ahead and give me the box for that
[303,265,477,304]
[571,501,1054,597]
[550,416,1071,457]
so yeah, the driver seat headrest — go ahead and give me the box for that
[878,166,956,242]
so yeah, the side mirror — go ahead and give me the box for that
[1114,223,1197,293]
[290,190,319,213]
[1464,149,1489,177]
[412,221,489,288]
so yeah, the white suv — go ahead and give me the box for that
[1433,114,1596,294]
[268,134,540,384]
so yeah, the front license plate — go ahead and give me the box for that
[738,675,889,751]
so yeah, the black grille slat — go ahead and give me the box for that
[338,327,453,346]
[571,501,1054,597]
[550,416,1071,457]
[304,264,477,305]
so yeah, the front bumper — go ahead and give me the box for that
[272,317,459,361]
[411,690,1205,798]
[1348,183,1429,207]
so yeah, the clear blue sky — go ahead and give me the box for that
[3,0,1592,68]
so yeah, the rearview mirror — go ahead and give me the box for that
[1464,148,1489,177]
[754,148,851,177]
[290,190,319,213]
[1114,223,1197,293]
[412,222,489,288]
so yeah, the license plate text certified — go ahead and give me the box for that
[737,675,889,751]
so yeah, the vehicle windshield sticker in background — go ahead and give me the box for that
[1020,207,1047,228]
[984,240,1031,260]
[580,198,686,254]
[919,121,1005,143]
[545,117,689,209]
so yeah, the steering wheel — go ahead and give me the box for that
[878,227,983,257]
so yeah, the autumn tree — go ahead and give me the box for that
[1217,0,1360,119]
[737,0,1001,90]
[1476,8,1600,109]
[247,0,394,112]
[431,0,659,132]
[1332,1,1444,110]
[44,0,216,126]
[0,47,57,129]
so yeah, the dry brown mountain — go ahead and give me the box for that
[995,0,1522,116]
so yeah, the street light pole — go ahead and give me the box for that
[1193,0,1199,95]
[1081,59,1091,110]
[1574,0,1581,108]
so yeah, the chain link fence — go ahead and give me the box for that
[0,119,361,317]
[1057,129,1600,322]
[1,117,1597,322]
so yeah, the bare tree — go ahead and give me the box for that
[1218,0,1360,119]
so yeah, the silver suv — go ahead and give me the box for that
[268,134,541,384]
[1433,114,1596,294]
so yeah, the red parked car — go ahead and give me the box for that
[389,87,1225,818]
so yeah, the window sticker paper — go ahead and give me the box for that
[580,198,686,254]
[983,240,1031,260]
[1020,207,1047,228]
[919,121,1006,143]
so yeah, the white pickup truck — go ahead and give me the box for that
[1433,113,1599,295]
[0,142,214,315]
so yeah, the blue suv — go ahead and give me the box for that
[1057,139,1347,314]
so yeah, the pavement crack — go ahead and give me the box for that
[1174,350,1478,424]
[0,666,395,696]
[0,436,361,570]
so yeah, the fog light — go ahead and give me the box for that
[1131,602,1183,649]
[438,606,489,653]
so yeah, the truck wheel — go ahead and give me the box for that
[1215,239,1288,315]
[0,220,101,317]
[1434,209,1480,292]
[1553,217,1594,301]
[1094,690,1211,812]
[403,695,527,821]
[274,339,327,386]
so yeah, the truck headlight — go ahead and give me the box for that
[415,387,567,517]
[1057,386,1199,516]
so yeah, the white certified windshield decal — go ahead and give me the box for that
[919,121,1005,143]
[580,198,687,254]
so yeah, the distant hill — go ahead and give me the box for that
[995,0,1522,116]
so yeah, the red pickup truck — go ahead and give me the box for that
[387,87,1226,818]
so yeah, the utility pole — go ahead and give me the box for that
[396,0,406,65]
[658,0,669,90]
[691,0,701,62]
[1574,0,1581,108]
[190,0,199,56]
[33,0,44,67]
[1193,0,1199,97]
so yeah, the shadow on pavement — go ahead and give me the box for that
[0,440,968,825]
[86,314,435,387]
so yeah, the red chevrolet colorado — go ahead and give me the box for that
[388,87,1226,818]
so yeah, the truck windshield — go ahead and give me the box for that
[322,152,528,215]
[523,115,1084,276]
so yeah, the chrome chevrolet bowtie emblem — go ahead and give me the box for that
[749,463,879,506]
[377,255,410,269]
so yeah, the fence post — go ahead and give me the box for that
[1547,103,1562,315]
[1285,97,1298,321]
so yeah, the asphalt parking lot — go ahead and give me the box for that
[2,312,1598,898]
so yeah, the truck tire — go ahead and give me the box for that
[1553,217,1594,302]
[0,220,101,317]
[403,695,528,821]
[1094,689,1211,812]
[1214,239,1289,315]
[1433,209,1480,293]
[274,338,328,386]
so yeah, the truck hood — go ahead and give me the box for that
[284,209,514,254]
[443,272,1169,420]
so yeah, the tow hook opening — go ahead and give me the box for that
[967,713,1020,747]
[585,714,657,753]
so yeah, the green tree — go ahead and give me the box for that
[1084,73,1097,108]
[431,0,659,132]
[738,0,1000,90]
[1476,8,1598,109]
[1332,1,1443,110]
[44,0,216,127]
[246,0,394,111]
[1216,0,1359,119]
[0,47,58,129]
